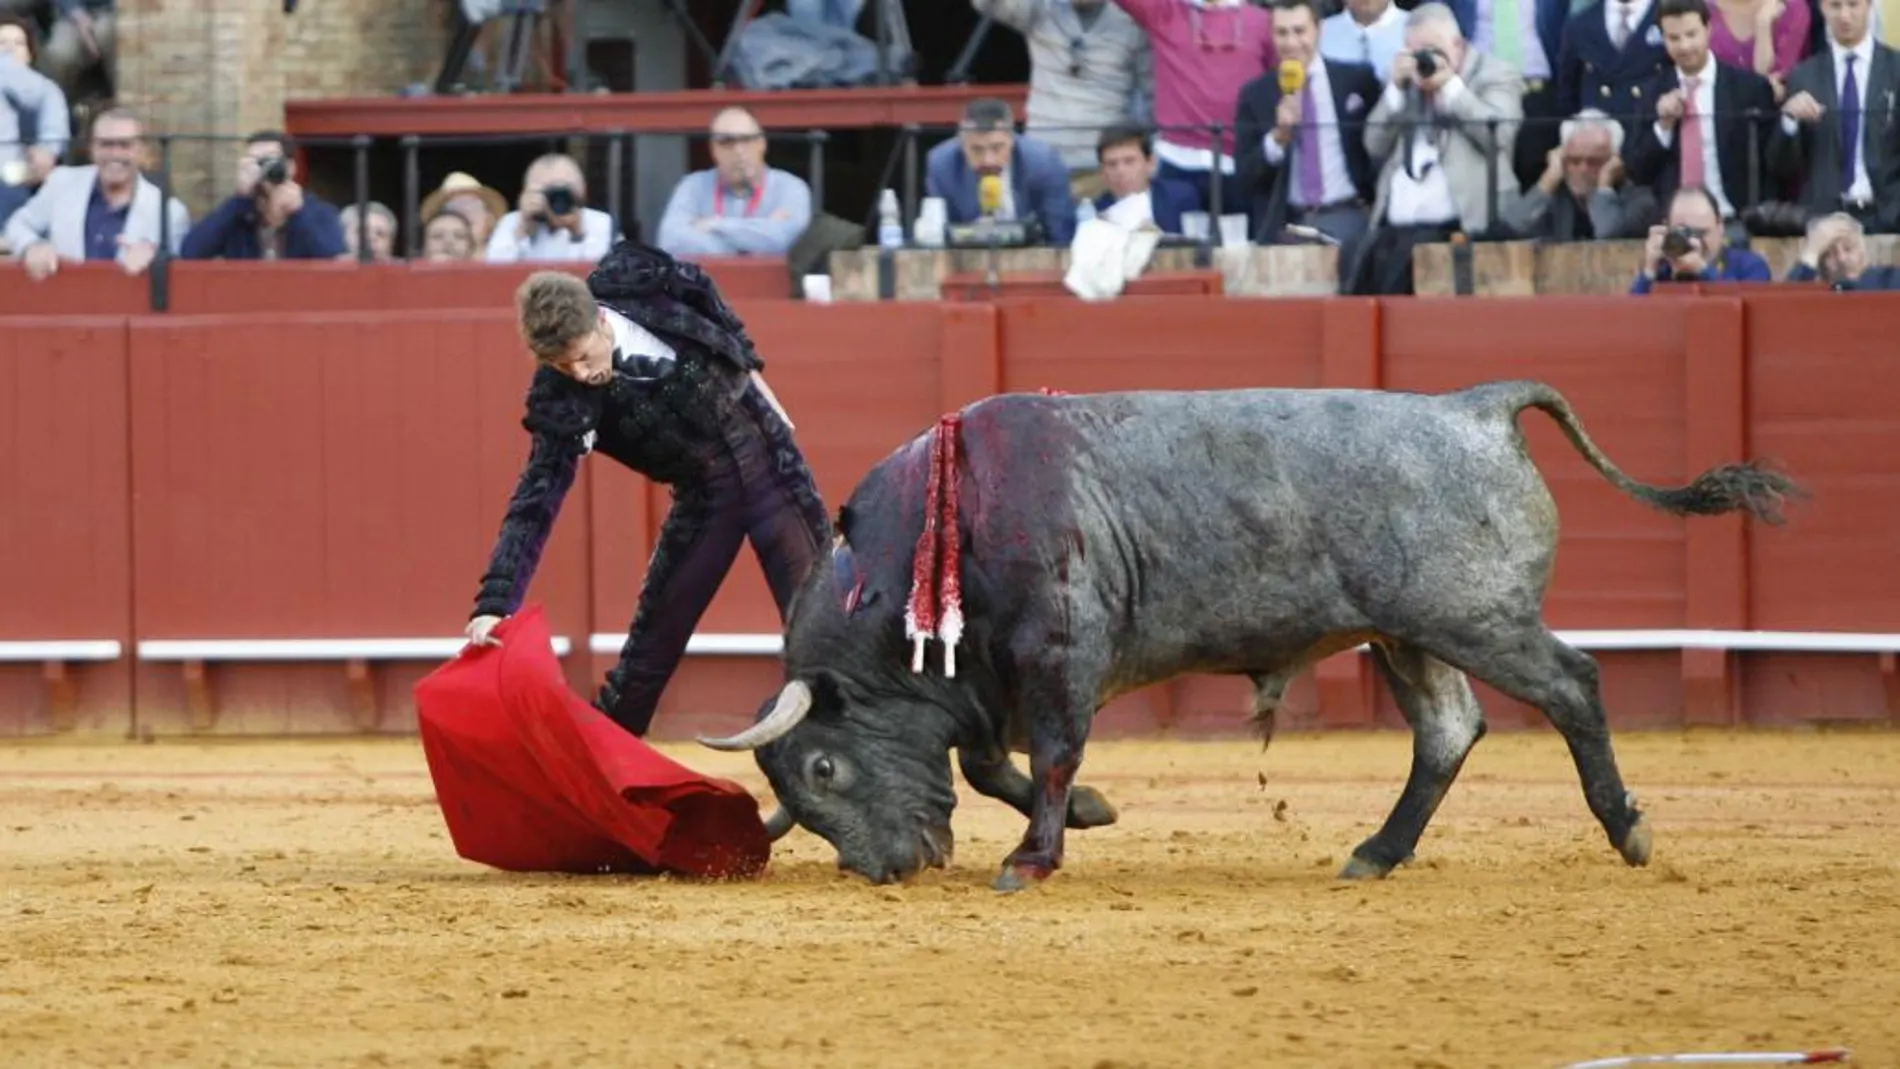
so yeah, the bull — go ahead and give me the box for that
[698,381,1800,892]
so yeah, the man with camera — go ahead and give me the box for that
[1628,184,1770,292]
[181,131,346,261]
[1349,1,1524,294]
[484,153,616,263]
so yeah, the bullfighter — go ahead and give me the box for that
[464,240,831,741]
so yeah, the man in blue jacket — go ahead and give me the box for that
[1784,212,1900,290]
[181,130,345,260]
[924,97,1076,246]
[1629,185,1771,293]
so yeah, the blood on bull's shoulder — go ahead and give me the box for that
[697,383,1803,894]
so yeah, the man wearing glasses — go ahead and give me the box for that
[655,105,814,259]
[3,106,189,281]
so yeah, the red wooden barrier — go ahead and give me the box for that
[2,286,1896,739]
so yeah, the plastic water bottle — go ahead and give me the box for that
[1076,197,1097,226]
[877,189,904,249]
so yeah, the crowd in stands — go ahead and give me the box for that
[3,0,1898,294]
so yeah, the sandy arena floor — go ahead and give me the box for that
[2,728,1896,1069]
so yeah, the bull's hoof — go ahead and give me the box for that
[1337,853,1396,881]
[992,861,1054,893]
[1067,786,1120,829]
[1618,813,1653,868]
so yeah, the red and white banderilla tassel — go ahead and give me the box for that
[905,413,966,677]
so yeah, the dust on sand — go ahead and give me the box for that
[2,729,1895,1069]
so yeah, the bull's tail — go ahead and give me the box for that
[1479,380,1806,525]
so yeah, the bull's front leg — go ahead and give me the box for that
[958,747,1120,830]
[992,665,1094,893]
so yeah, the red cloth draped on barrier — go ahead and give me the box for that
[413,604,771,878]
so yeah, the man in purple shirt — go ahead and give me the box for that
[1109,0,1276,218]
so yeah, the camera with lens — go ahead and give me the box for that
[542,184,576,218]
[1659,225,1699,260]
[1413,48,1440,79]
[258,155,288,186]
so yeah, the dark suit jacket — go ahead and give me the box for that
[924,135,1076,245]
[1232,58,1381,242]
[180,192,346,261]
[1625,60,1781,214]
[1766,43,1900,233]
[1092,176,1200,235]
[1555,0,1673,123]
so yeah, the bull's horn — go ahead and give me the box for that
[764,806,796,841]
[696,679,813,752]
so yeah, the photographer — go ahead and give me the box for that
[1629,184,1771,293]
[484,153,615,264]
[181,131,346,261]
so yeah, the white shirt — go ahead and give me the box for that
[1262,59,1359,209]
[1604,0,1653,48]
[1378,80,1465,225]
[604,306,677,377]
[1777,35,1875,201]
[1474,0,1551,80]
[484,206,617,263]
[1651,63,1733,217]
[1320,3,1405,81]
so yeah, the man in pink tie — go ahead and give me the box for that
[1623,0,1780,243]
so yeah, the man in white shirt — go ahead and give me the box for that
[1321,0,1407,78]
[1768,0,1900,233]
[466,241,828,744]
[484,152,618,263]
[1622,0,1780,244]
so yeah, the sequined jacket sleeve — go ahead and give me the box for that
[470,369,598,619]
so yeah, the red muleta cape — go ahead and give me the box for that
[412,604,771,879]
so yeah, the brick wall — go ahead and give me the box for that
[113,0,452,217]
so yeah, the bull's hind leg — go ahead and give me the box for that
[957,747,1120,829]
[1339,642,1488,880]
[1413,621,1651,869]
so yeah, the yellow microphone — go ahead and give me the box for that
[1278,58,1306,96]
[977,173,1003,218]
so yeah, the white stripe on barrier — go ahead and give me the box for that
[137,637,573,660]
[0,640,125,662]
[592,630,1900,659]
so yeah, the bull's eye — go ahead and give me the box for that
[812,756,835,782]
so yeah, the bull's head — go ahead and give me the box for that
[698,508,968,884]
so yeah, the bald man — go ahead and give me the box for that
[485,152,619,263]
[655,106,814,258]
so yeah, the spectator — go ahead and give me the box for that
[655,105,812,259]
[484,152,615,263]
[1321,0,1407,80]
[970,0,1150,195]
[420,171,507,249]
[1629,183,1770,290]
[422,209,477,262]
[181,130,345,260]
[1503,107,1658,237]
[1,16,69,224]
[1107,0,1275,216]
[1768,0,1899,233]
[1352,2,1525,294]
[1554,0,1674,142]
[1785,210,1900,286]
[1623,0,1780,244]
[925,96,1077,244]
[1235,0,1381,249]
[4,107,188,281]
[1088,125,1199,233]
[37,0,112,96]
[1706,0,1811,83]
[339,200,396,262]
[1462,0,1571,191]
